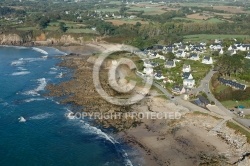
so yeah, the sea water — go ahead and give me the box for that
[0,46,132,166]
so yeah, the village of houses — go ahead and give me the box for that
[136,39,250,98]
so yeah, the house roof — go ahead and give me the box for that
[203,56,210,61]
[190,53,198,57]
[166,60,174,66]
[183,64,190,68]
[172,85,183,92]
[197,95,210,105]
[218,78,246,90]
[182,72,191,79]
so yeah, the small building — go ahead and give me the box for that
[172,85,186,94]
[245,53,250,59]
[202,56,213,65]
[182,64,191,73]
[189,53,199,61]
[182,72,193,80]
[195,95,210,107]
[218,78,246,90]
[154,71,165,80]
[219,49,224,55]
[183,79,195,88]
[143,67,153,76]
[165,60,176,68]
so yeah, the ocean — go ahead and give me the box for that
[0,46,133,166]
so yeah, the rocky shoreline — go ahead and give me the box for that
[46,44,250,166]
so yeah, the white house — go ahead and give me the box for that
[189,53,199,61]
[182,72,193,80]
[219,49,224,55]
[245,53,250,59]
[202,56,213,65]
[143,60,153,68]
[183,79,195,89]
[165,60,176,68]
[156,54,166,60]
[172,85,186,95]
[154,71,165,80]
[228,45,233,51]
[143,67,154,76]
[175,50,186,58]
[182,64,191,73]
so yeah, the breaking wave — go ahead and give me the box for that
[29,113,54,120]
[32,47,48,55]
[12,71,30,76]
[65,110,133,166]
[23,98,45,103]
[23,78,47,96]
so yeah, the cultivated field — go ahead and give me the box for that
[184,34,250,42]
[105,19,148,26]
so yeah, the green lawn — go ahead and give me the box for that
[184,34,250,42]
[221,100,250,109]
[128,6,166,15]
[16,26,37,31]
[66,28,97,34]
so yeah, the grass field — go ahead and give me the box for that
[184,34,250,42]
[66,28,97,34]
[128,6,167,15]
[173,17,225,23]
[221,100,250,109]
[16,26,37,31]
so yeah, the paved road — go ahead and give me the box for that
[137,71,250,132]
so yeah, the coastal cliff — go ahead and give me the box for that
[0,32,93,46]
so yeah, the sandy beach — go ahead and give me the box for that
[47,43,250,166]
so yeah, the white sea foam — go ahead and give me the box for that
[22,57,44,62]
[80,121,133,166]
[24,98,45,103]
[1,45,27,49]
[12,71,30,76]
[50,67,58,71]
[53,48,67,55]
[48,71,57,75]
[23,78,47,96]
[32,47,48,55]
[56,72,63,78]
[17,67,27,71]
[65,111,133,166]
[11,59,25,66]
[29,113,53,120]
[36,78,47,91]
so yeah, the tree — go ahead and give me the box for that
[38,17,50,29]
[59,22,67,32]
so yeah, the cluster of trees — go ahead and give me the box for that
[0,6,26,16]
[215,53,250,81]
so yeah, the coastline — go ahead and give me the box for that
[45,44,250,166]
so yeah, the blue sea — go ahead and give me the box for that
[0,46,133,166]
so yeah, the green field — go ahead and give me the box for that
[184,34,250,42]
[16,26,37,31]
[95,8,120,12]
[221,100,250,109]
[128,6,166,15]
[173,17,224,23]
[66,28,97,34]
